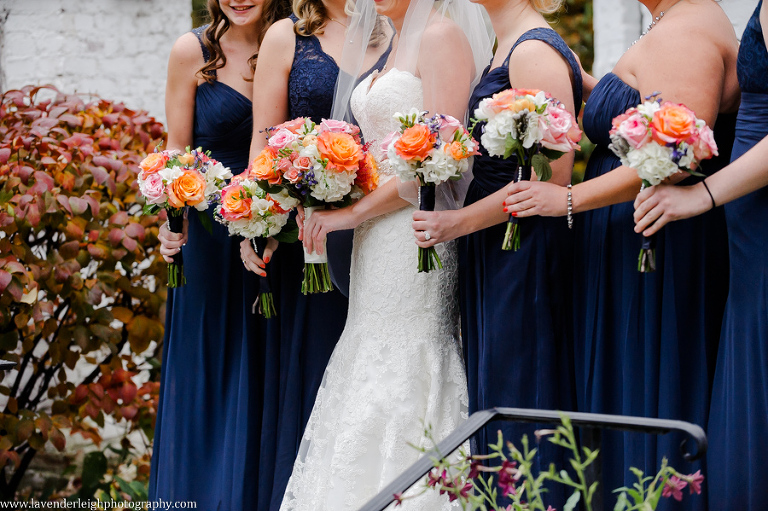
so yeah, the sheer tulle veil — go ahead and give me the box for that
[331,0,494,209]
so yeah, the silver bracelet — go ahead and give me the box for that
[566,184,573,230]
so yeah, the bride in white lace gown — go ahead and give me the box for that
[279,1,492,509]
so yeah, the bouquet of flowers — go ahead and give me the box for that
[251,117,378,294]
[138,147,232,287]
[473,88,582,251]
[382,109,478,272]
[608,95,718,272]
[215,174,299,317]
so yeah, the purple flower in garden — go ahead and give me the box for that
[687,470,704,495]
[662,475,687,501]
[428,469,447,488]
[468,458,482,479]
[498,460,520,497]
[447,480,473,502]
[393,493,403,506]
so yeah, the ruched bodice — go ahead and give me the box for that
[193,81,252,168]
[708,3,768,510]
[582,73,640,147]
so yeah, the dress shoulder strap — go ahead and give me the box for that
[191,25,212,64]
[502,27,583,115]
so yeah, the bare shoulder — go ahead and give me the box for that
[421,18,469,52]
[262,17,297,49]
[507,37,570,72]
[648,0,738,51]
[169,31,205,68]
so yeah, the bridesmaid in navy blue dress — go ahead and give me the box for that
[243,3,389,508]
[504,1,739,509]
[635,3,768,508]
[149,0,290,508]
[413,0,580,501]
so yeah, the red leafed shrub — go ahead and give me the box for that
[0,85,167,498]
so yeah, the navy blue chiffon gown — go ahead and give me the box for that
[149,27,265,509]
[257,17,388,510]
[575,57,735,510]
[708,3,768,509]
[461,28,581,502]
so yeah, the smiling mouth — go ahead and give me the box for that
[231,5,254,11]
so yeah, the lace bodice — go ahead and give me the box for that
[351,69,424,176]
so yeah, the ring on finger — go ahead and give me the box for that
[424,231,431,241]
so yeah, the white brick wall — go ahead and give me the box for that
[593,0,758,78]
[0,0,191,125]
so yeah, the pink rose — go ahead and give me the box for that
[616,113,651,149]
[438,115,462,142]
[276,158,293,173]
[294,156,312,171]
[140,172,167,205]
[268,128,299,150]
[379,131,398,153]
[320,118,359,136]
[540,105,582,152]
[690,125,718,161]
[284,167,301,183]
[289,151,299,162]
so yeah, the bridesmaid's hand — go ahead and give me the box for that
[240,238,278,276]
[503,181,568,218]
[303,208,357,255]
[412,210,460,248]
[633,183,712,236]
[158,218,188,263]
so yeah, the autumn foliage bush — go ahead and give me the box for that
[0,85,167,498]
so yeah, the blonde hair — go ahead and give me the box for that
[293,0,328,36]
[531,0,564,14]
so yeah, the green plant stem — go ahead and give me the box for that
[302,263,333,294]
[418,247,443,272]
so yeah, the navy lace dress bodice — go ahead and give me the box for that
[708,3,768,509]
[576,69,734,510]
[460,28,581,507]
[149,26,265,509]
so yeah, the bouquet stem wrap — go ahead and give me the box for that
[302,206,333,294]
[502,163,531,251]
[418,184,443,272]
[166,208,186,288]
[251,238,277,318]
[637,182,656,273]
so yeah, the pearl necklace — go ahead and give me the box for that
[630,10,665,47]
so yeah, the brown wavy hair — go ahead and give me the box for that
[292,0,329,37]
[199,0,292,83]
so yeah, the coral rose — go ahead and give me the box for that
[355,153,379,194]
[249,147,281,184]
[651,102,696,145]
[220,184,252,221]
[139,152,168,177]
[177,152,196,166]
[444,140,474,160]
[270,117,306,135]
[488,89,538,114]
[394,124,436,162]
[317,131,364,172]
[167,169,206,208]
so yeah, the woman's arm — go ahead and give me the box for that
[634,134,768,236]
[158,33,202,261]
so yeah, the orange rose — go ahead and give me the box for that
[355,153,379,194]
[249,147,281,184]
[394,125,436,161]
[317,131,364,172]
[220,184,252,221]
[266,194,290,215]
[445,140,474,160]
[651,102,696,145]
[177,153,196,166]
[139,152,168,176]
[167,169,206,208]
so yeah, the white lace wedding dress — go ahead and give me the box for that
[279,69,468,511]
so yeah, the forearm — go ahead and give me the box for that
[572,164,643,213]
[349,178,410,226]
[705,136,768,205]
[452,188,510,237]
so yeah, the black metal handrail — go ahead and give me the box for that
[357,407,707,511]
[0,360,15,371]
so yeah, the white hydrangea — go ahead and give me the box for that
[421,148,460,184]
[627,143,680,186]
[310,167,355,203]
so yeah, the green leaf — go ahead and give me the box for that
[504,138,522,160]
[531,153,552,182]
[196,208,213,235]
[142,203,159,216]
[81,451,108,497]
[540,148,566,161]
[564,489,581,511]
[273,220,299,244]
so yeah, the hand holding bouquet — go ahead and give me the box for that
[609,95,718,272]
[251,118,378,293]
[138,147,232,287]
[382,109,478,272]
[473,88,581,251]
[215,175,299,316]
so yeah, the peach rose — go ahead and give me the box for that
[249,147,281,184]
[139,152,168,177]
[270,117,306,135]
[177,153,196,166]
[651,102,696,145]
[220,184,252,221]
[394,124,436,162]
[355,153,379,194]
[266,193,290,214]
[488,89,538,114]
[444,140,474,160]
[317,131,364,172]
[167,169,206,208]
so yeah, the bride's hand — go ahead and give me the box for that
[304,208,357,255]
[240,237,278,276]
[412,210,460,248]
